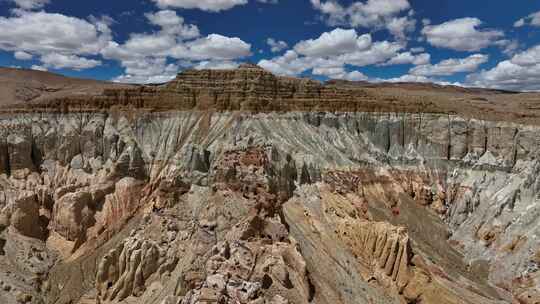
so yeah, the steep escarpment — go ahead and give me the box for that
[0,66,539,304]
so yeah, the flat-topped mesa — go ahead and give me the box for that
[164,65,359,111]
[2,65,371,113]
[168,63,303,91]
[4,65,540,125]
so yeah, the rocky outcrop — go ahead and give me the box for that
[51,191,94,241]
[341,222,411,290]
[178,239,312,304]
[0,130,9,176]
[91,180,314,304]
[285,184,510,304]
[6,131,35,179]
[96,237,164,302]
[7,193,44,239]
[97,178,145,233]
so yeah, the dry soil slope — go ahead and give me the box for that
[0,67,133,107]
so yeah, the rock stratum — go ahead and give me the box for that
[0,64,539,304]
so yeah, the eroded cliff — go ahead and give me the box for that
[0,66,539,304]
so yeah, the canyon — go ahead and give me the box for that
[0,64,539,304]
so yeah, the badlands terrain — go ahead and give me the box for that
[0,64,539,304]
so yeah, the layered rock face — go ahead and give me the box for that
[6,64,540,126]
[0,66,539,304]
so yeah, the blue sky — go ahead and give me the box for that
[1,0,540,91]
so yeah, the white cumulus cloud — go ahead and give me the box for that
[467,45,540,91]
[194,60,239,70]
[337,40,403,66]
[14,51,33,60]
[258,28,404,80]
[310,0,415,40]
[104,10,251,83]
[30,65,47,71]
[113,57,179,84]
[0,10,111,71]
[294,28,371,57]
[145,10,200,38]
[186,34,251,60]
[376,74,463,87]
[151,0,247,12]
[0,11,111,56]
[422,18,503,51]
[312,66,368,81]
[258,50,314,76]
[40,53,101,70]
[410,54,488,76]
[386,15,416,41]
[9,0,49,10]
[514,11,540,27]
[381,51,430,66]
[511,45,540,66]
[266,38,288,53]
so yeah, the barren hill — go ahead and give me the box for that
[0,67,132,107]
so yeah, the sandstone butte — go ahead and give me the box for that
[0,63,539,304]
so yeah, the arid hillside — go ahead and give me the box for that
[0,67,132,107]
